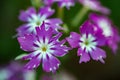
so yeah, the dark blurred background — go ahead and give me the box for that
[0,0,120,80]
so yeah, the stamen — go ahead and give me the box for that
[80,34,97,52]
[42,46,47,52]
[84,40,89,45]
[36,21,41,26]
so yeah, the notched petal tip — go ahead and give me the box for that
[99,57,105,64]
[79,52,90,64]
[79,59,90,64]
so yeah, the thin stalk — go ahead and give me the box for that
[63,24,69,34]
[72,6,89,27]
[58,7,64,20]
[30,0,42,8]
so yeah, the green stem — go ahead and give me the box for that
[63,24,69,34]
[30,0,42,8]
[58,7,64,20]
[71,6,89,27]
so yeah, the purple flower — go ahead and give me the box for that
[78,0,110,14]
[17,23,70,72]
[89,13,120,53]
[43,0,75,9]
[17,6,63,36]
[0,62,35,80]
[58,0,75,9]
[67,20,106,63]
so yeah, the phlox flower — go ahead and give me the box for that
[17,23,70,72]
[89,13,120,53]
[17,6,62,36]
[67,20,106,63]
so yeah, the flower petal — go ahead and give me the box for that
[66,32,80,48]
[42,54,60,72]
[16,24,32,37]
[19,7,36,22]
[79,50,90,63]
[45,18,63,33]
[45,18,63,24]
[90,47,106,63]
[107,28,120,53]
[51,45,70,57]
[39,7,54,18]
[24,56,41,70]
[77,47,90,63]
[17,34,36,51]
[80,20,94,34]
[95,31,106,46]
[36,23,53,40]
[58,0,75,9]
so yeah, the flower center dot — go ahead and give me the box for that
[36,21,41,26]
[42,46,47,52]
[84,40,89,45]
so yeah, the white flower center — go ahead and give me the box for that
[27,14,46,33]
[33,38,54,57]
[98,20,112,37]
[39,43,52,54]
[79,34,97,53]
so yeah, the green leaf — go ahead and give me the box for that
[15,53,27,60]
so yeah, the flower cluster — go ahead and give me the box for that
[16,0,120,74]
